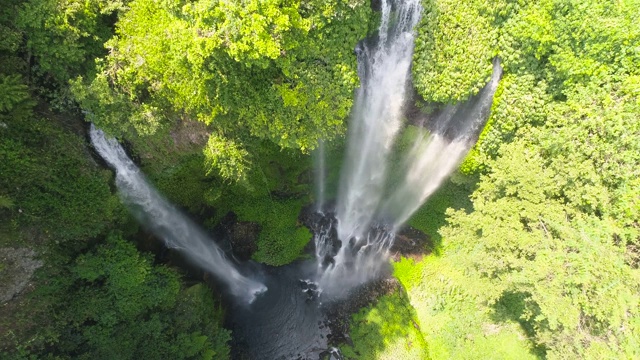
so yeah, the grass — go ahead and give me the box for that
[344,165,536,359]
[406,177,474,254]
[392,256,539,360]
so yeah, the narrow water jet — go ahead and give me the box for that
[313,139,326,212]
[89,125,266,303]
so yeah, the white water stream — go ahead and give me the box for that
[90,125,266,303]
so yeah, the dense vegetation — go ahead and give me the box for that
[1,0,639,359]
[348,0,639,359]
[0,0,372,357]
[6,234,231,359]
[73,0,372,180]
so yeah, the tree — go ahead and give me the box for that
[412,0,499,103]
[72,0,373,181]
[0,74,30,112]
[16,0,127,84]
[11,234,231,359]
[407,0,640,357]
[0,82,117,242]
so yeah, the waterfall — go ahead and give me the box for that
[384,59,503,229]
[314,0,502,296]
[89,125,266,303]
[314,0,423,295]
[313,140,326,212]
[335,0,422,244]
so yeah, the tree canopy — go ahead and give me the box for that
[7,234,231,359]
[2,0,640,358]
[72,0,373,181]
[399,0,640,358]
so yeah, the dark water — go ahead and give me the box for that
[226,261,340,360]
[133,217,342,359]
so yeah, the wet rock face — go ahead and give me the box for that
[218,212,260,262]
[300,202,432,262]
[298,203,335,232]
[0,248,43,304]
[390,226,431,261]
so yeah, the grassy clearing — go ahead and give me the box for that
[394,257,539,359]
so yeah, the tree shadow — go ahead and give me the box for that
[335,280,428,359]
[406,178,475,256]
[490,291,547,358]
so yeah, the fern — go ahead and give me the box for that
[0,74,29,112]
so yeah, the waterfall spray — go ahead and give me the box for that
[385,59,503,229]
[90,125,266,303]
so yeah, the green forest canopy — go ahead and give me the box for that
[1,0,639,359]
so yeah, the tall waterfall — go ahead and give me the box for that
[315,0,423,294]
[90,125,266,303]
[314,0,502,296]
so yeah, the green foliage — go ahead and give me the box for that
[407,179,473,252]
[73,0,373,181]
[0,74,30,112]
[0,2,23,54]
[215,142,314,266]
[235,196,311,266]
[475,73,549,160]
[341,290,429,359]
[0,195,14,209]
[0,0,29,78]
[427,1,640,353]
[10,234,231,359]
[152,154,218,213]
[0,85,117,244]
[15,0,125,84]
[105,118,218,215]
[198,0,310,67]
[204,133,250,183]
[441,138,640,358]
[412,0,498,103]
[393,256,539,359]
[405,1,640,358]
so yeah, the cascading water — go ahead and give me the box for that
[314,0,502,296]
[335,0,422,243]
[89,125,266,303]
[313,0,423,295]
[384,59,503,229]
[313,140,326,213]
[80,1,502,356]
